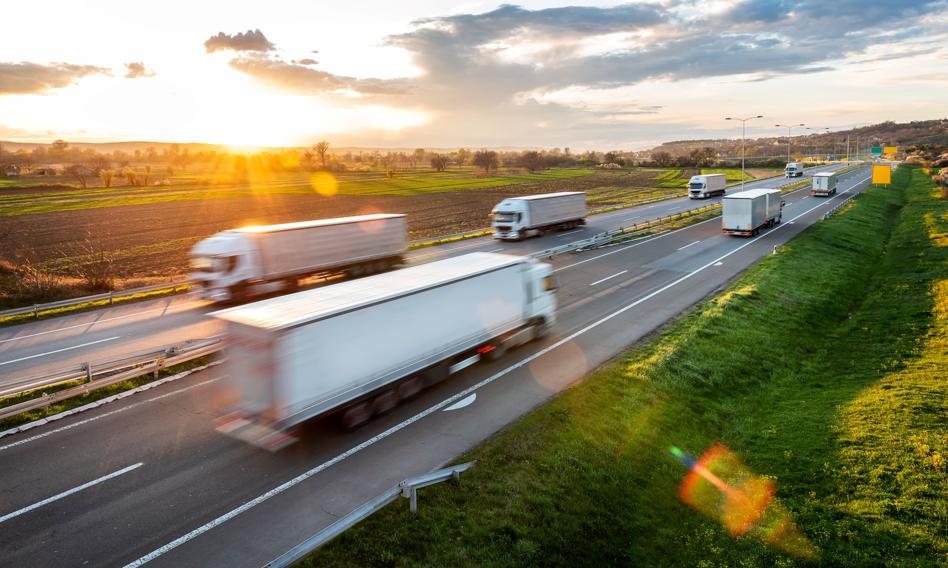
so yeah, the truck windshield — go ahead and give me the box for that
[689,182,704,190]
[494,212,517,223]
[190,256,233,273]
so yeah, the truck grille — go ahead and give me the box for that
[497,226,511,232]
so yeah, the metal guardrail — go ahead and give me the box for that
[0,338,222,420]
[264,461,476,568]
[823,193,859,219]
[0,281,191,320]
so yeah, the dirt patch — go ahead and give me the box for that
[0,170,679,285]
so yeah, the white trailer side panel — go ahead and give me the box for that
[276,263,527,421]
[250,215,407,279]
[525,193,586,227]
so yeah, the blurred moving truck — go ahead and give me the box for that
[811,171,838,196]
[722,189,784,236]
[491,192,586,240]
[785,162,804,178]
[688,174,727,199]
[189,214,407,303]
[211,252,557,449]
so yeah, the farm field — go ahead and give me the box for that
[307,165,947,567]
[0,167,694,305]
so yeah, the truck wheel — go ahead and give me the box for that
[532,321,548,340]
[486,343,507,362]
[283,278,299,293]
[346,265,364,278]
[372,388,399,415]
[341,402,372,429]
[517,229,526,241]
[397,375,424,400]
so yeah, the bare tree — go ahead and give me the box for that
[430,154,449,172]
[66,164,90,188]
[473,150,499,174]
[314,141,330,169]
[456,148,471,168]
[519,151,545,172]
[411,148,426,170]
[651,150,673,167]
[88,154,111,174]
[99,169,114,188]
[64,230,118,291]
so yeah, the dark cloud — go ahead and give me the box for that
[294,58,318,65]
[204,29,275,53]
[124,62,155,79]
[0,61,110,94]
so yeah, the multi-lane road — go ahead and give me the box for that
[0,164,868,567]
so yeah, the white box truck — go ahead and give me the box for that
[189,214,407,303]
[491,192,586,240]
[722,189,785,236]
[688,174,727,199]
[785,162,804,178]
[211,252,557,449]
[811,171,838,196]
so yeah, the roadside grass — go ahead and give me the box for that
[701,167,755,181]
[306,165,945,566]
[0,169,596,216]
[0,355,215,431]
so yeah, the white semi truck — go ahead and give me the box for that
[491,192,586,240]
[189,214,407,303]
[211,252,557,449]
[811,171,838,196]
[688,174,727,199]
[785,162,805,178]
[722,189,785,236]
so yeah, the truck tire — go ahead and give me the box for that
[341,401,372,429]
[486,342,507,362]
[397,375,424,400]
[372,388,399,415]
[517,229,526,241]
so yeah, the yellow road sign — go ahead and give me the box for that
[872,164,892,185]
[883,146,898,155]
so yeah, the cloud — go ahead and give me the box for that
[294,58,318,65]
[228,57,408,95]
[204,29,275,53]
[0,61,111,94]
[124,61,155,79]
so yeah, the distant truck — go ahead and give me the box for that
[491,192,586,240]
[688,174,727,199]
[722,189,785,236]
[190,214,407,303]
[211,252,557,449]
[785,162,805,178]
[811,171,838,196]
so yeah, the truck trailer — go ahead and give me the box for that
[491,192,586,240]
[211,252,557,449]
[688,174,727,199]
[189,214,407,303]
[785,162,804,178]
[722,189,785,236]
[811,171,838,196]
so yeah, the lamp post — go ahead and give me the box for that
[775,123,805,166]
[725,115,763,190]
[807,127,830,161]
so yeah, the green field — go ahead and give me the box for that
[307,166,946,566]
[701,167,755,181]
[0,169,595,216]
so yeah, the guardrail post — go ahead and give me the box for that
[109,291,114,305]
[408,487,418,513]
[33,304,39,319]
[83,363,92,383]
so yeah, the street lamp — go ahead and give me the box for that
[807,127,830,161]
[775,123,805,166]
[725,115,763,190]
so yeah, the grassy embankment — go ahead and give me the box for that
[306,165,946,566]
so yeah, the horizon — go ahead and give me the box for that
[1,1,946,150]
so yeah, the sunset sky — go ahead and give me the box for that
[1,0,946,149]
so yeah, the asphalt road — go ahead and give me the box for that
[0,164,844,386]
[0,164,867,567]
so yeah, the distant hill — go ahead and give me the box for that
[638,119,948,160]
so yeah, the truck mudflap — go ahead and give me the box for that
[215,412,298,451]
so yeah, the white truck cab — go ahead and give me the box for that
[688,174,727,199]
[189,232,259,302]
[785,162,804,178]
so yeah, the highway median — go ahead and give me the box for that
[302,165,945,566]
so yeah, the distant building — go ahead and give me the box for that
[34,167,57,176]
[3,165,20,176]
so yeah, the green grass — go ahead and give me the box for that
[701,168,755,182]
[306,165,946,566]
[0,169,596,216]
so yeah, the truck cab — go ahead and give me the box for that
[491,199,530,240]
[189,232,259,302]
[785,162,804,178]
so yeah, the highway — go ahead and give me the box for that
[0,164,867,567]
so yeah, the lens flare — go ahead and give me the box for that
[310,171,338,196]
[670,444,818,560]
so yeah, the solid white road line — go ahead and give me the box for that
[557,229,584,237]
[124,173,872,566]
[0,336,120,367]
[590,270,628,286]
[0,377,221,451]
[677,240,701,251]
[485,247,504,253]
[126,172,872,567]
[0,462,143,524]
[443,393,477,411]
